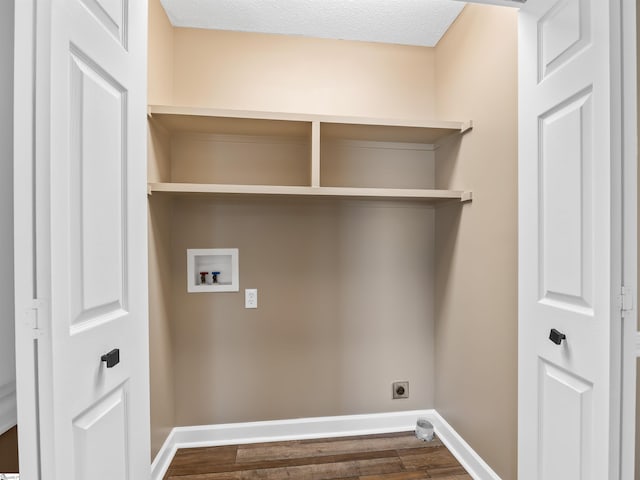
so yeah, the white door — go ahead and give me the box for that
[518,0,626,479]
[13,0,150,478]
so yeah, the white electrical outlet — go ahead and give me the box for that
[245,288,258,309]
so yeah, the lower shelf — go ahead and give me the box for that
[147,183,472,203]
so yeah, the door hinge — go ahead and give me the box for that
[619,287,634,317]
[25,299,47,339]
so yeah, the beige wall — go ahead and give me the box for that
[148,0,176,459]
[171,197,435,425]
[148,193,175,458]
[148,0,173,105]
[171,28,436,120]
[434,5,518,480]
[148,4,443,453]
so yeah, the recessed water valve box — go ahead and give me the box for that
[187,248,239,293]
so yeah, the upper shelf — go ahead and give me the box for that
[147,105,472,144]
[148,105,310,137]
[147,105,473,203]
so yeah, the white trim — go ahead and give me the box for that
[429,411,502,480]
[13,0,43,477]
[456,0,525,8]
[0,382,16,435]
[151,431,178,480]
[620,58,637,480]
[151,410,502,480]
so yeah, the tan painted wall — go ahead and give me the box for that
[148,0,173,105]
[147,0,176,459]
[148,193,175,458]
[148,7,444,437]
[434,5,518,480]
[170,197,435,425]
[171,28,437,120]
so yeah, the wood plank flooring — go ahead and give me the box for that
[164,432,472,480]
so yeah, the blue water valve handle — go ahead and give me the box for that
[212,271,221,283]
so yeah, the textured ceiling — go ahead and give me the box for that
[159,0,467,47]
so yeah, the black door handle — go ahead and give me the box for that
[101,348,120,368]
[549,329,566,345]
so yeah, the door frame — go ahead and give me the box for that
[620,0,638,478]
[13,0,49,477]
[14,0,637,477]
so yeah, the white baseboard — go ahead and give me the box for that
[151,410,502,480]
[151,430,178,480]
[429,411,502,480]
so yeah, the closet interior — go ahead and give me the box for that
[144,1,520,479]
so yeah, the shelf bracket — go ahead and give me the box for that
[460,121,473,135]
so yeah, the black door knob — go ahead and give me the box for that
[101,348,120,368]
[549,329,566,345]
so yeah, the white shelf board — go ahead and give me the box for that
[148,104,315,123]
[148,105,471,144]
[148,182,472,203]
[149,109,311,137]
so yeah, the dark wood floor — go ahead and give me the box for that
[0,426,19,473]
[164,431,472,480]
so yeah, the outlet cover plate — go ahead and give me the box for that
[245,288,258,309]
[392,381,409,399]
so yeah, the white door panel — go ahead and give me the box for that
[519,0,622,478]
[539,361,593,480]
[14,0,150,477]
[69,49,127,330]
[539,89,593,309]
[73,386,128,479]
[538,0,590,82]
[78,0,128,46]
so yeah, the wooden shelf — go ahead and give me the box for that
[148,182,472,203]
[148,106,311,137]
[148,105,471,145]
[147,105,473,203]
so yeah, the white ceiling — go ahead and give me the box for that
[159,0,467,47]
